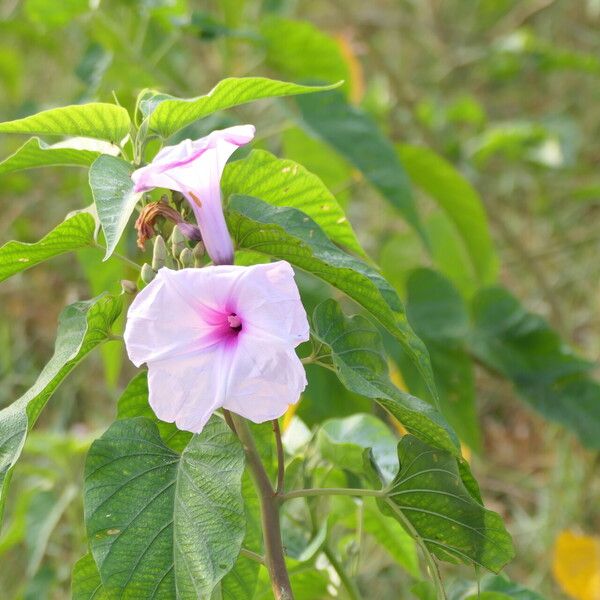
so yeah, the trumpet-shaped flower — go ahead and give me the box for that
[131,124,255,265]
[124,261,309,433]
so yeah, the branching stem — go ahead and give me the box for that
[272,419,285,495]
[228,412,294,600]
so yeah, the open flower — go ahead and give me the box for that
[124,261,309,433]
[131,124,255,265]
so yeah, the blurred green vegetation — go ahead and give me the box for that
[0,0,599,598]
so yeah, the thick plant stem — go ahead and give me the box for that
[228,412,295,600]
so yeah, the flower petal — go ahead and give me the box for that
[232,261,310,346]
[222,335,308,423]
[146,343,233,433]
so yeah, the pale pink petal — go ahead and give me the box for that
[230,261,310,347]
[146,343,232,433]
[130,125,255,266]
[221,335,308,423]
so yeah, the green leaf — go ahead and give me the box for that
[0,212,96,283]
[222,149,364,255]
[405,269,480,450]
[146,77,342,138]
[0,103,131,142]
[452,574,547,600]
[71,553,108,600]
[311,299,458,454]
[469,286,600,448]
[84,417,245,599]
[0,294,122,520]
[398,145,499,285]
[378,435,514,572]
[0,137,99,175]
[318,414,399,483]
[260,17,350,93]
[220,474,261,600]
[89,155,141,260]
[116,372,191,453]
[295,89,426,243]
[362,497,420,577]
[227,195,439,406]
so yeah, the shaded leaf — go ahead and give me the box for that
[228,195,439,405]
[89,155,141,260]
[295,89,426,242]
[71,553,108,600]
[145,77,341,138]
[84,417,245,599]
[0,212,96,283]
[398,145,498,284]
[378,436,514,572]
[311,299,457,453]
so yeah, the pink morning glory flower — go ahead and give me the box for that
[131,124,255,266]
[123,261,309,433]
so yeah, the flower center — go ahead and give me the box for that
[227,313,242,332]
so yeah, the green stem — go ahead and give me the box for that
[324,546,362,600]
[382,498,446,600]
[280,488,383,501]
[228,412,294,600]
[240,547,265,565]
[93,243,141,271]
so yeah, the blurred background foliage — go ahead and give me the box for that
[0,0,599,598]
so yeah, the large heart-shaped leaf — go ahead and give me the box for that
[0,137,99,175]
[311,299,457,454]
[227,194,439,406]
[0,212,96,283]
[0,103,131,142]
[0,294,122,519]
[145,77,341,138]
[222,149,365,256]
[295,89,426,243]
[376,436,514,572]
[89,155,141,260]
[84,417,245,599]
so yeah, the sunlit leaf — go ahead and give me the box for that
[0,103,131,142]
[0,137,99,175]
[222,149,365,255]
[145,77,342,138]
[0,294,122,520]
[0,212,96,283]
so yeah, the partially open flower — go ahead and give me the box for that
[124,261,309,433]
[131,125,255,265]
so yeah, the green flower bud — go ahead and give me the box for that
[120,279,137,295]
[152,235,168,270]
[192,241,205,267]
[141,263,156,284]
[180,247,193,268]
[171,225,187,258]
